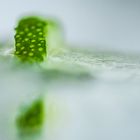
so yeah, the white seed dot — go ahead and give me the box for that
[29,52,33,56]
[19,32,24,35]
[16,43,20,47]
[38,47,43,51]
[23,51,27,54]
[39,32,43,35]
[25,28,29,32]
[27,33,32,36]
[31,40,36,42]
[25,38,29,41]
[21,47,25,50]
[31,26,35,29]
[16,51,19,54]
[36,28,41,32]
[30,45,34,48]
[16,35,20,38]
[38,38,44,41]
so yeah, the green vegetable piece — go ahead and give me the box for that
[14,17,47,62]
[16,98,45,135]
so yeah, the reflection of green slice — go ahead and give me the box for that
[14,16,47,62]
[16,98,45,136]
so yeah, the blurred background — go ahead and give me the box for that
[0,0,140,52]
[1,1,140,140]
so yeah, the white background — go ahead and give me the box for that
[0,0,140,51]
[0,0,140,52]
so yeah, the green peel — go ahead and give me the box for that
[14,17,47,62]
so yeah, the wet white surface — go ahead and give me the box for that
[0,48,140,140]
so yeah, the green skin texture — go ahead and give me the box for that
[15,16,47,136]
[14,17,47,62]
